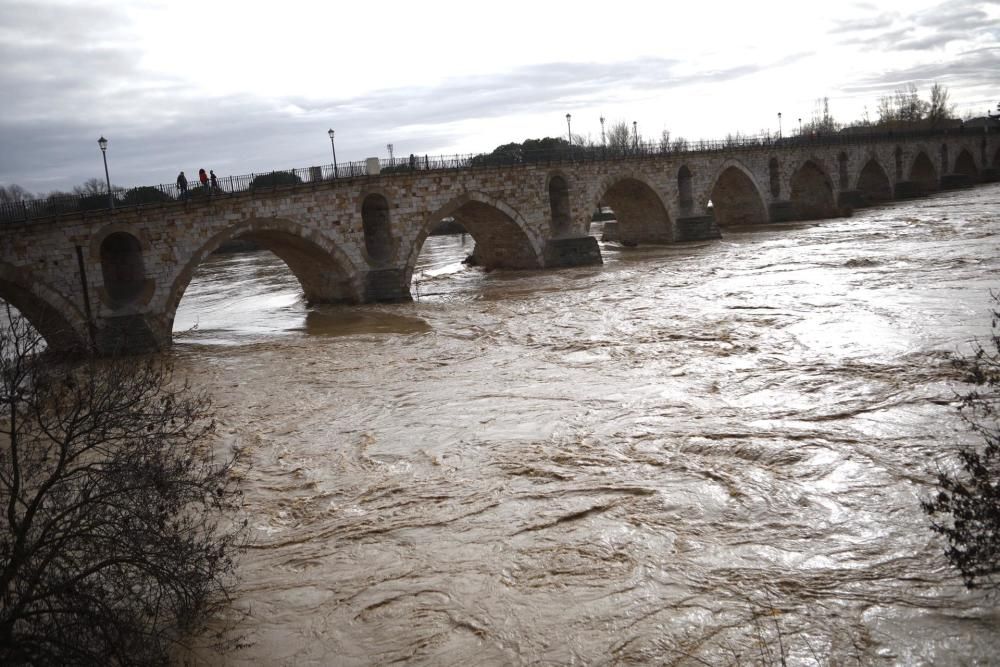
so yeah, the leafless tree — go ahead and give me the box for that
[0,306,247,665]
[606,120,633,154]
[72,178,109,196]
[927,82,956,127]
[0,185,32,204]
[658,129,672,153]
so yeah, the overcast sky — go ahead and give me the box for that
[1,0,997,194]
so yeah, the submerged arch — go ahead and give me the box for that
[789,159,836,220]
[954,149,978,179]
[909,152,938,193]
[595,174,672,244]
[0,263,88,354]
[165,217,361,332]
[708,163,768,226]
[405,191,543,285]
[856,159,892,204]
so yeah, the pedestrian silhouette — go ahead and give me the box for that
[176,171,188,199]
[210,170,219,193]
[198,168,209,191]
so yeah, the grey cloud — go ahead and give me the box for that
[839,46,1000,93]
[831,0,997,51]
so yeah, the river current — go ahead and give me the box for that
[173,184,1000,665]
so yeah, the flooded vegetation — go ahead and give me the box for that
[173,184,1000,664]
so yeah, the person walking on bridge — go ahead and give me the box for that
[198,168,209,192]
[176,171,188,199]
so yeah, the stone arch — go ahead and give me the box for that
[707,161,768,226]
[360,192,395,264]
[677,165,694,214]
[837,152,849,189]
[165,217,362,333]
[547,172,572,236]
[768,158,780,198]
[909,151,938,193]
[593,174,672,244]
[404,191,543,286]
[855,158,892,204]
[894,146,903,180]
[0,262,89,354]
[789,159,836,220]
[954,149,978,179]
[99,231,149,310]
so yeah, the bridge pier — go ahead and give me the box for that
[94,314,169,355]
[768,201,796,223]
[893,181,927,199]
[837,190,867,209]
[543,237,603,267]
[675,215,720,242]
[363,268,411,302]
[940,173,975,190]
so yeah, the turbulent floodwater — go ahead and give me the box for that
[173,185,1000,665]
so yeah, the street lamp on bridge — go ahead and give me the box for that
[328,128,338,178]
[97,136,113,210]
[387,143,394,162]
[777,112,782,139]
[600,115,606,147]
[566,113,572,146]
[632,121,638,150]
[798,117,802,135]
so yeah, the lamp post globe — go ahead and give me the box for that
[565,113,572,146]
[97,136,113,210]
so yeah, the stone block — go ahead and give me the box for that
[543,237,602,267]
[675,215,720,242]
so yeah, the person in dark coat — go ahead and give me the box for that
[176,171,188,198]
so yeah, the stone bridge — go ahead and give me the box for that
[2,130,998,355]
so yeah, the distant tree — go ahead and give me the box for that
[121,186,173,206]
[0,184,32,204]
[658,129,672,153]
[0,307,247,664]
[470,142,523,167]
[927,82,956,127]
[877,83,929,125]
[606,120,632,154]
[923,293,1000,590]
[521,137,570,161]
[250,171,302,189]
[72,177,108,196]
[671,136,689,152]
[802,97,838,135]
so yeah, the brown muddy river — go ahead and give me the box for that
[173,184,1000,665]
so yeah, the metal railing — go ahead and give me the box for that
[2,124,996,224]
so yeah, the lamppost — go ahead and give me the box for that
[387,143,394,162]
[798,117,802,135]
[97,136,113,210]
[327,128,338,177]
[777,112,782,138]
[600,115,606,147]
[565,113,572,146]
[632,121,638,150]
